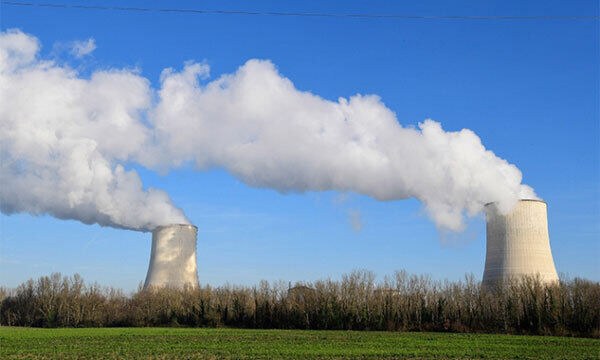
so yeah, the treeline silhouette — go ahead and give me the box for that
[1,271,598,337]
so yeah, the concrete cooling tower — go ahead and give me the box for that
[483,199,559,287]
[143,224,199,290]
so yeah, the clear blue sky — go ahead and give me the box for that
[1,0,598,291]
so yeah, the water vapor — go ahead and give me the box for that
[70,38,96,58]
[347,210,364,233]
[0,30,188,231]
[0,29,537,232]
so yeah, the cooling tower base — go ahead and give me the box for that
[143,224,199,290]
[482,200,558,287]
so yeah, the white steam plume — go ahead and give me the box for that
[0,29,537,232]
[70,38,96,58]
[0,29,189,231]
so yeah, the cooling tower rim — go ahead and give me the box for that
[152,224,198,232]
[484,199,546,207]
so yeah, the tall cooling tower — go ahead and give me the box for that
[483,199,559,287]
[143,224,199,290]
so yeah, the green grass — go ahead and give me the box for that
[0,327,598,359]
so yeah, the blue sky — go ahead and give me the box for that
[1,0,598,290]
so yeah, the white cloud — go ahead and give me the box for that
[149,59,537,230]
[0,30,187,231]
[0,29,537,233]
[70,38,96,58]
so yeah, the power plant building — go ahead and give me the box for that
[143,224,199,290]
[482,199,559,287]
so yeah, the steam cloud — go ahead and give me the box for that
[0,29,537,232]
[70,38,96,58]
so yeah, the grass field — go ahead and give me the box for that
[1,327,598,359]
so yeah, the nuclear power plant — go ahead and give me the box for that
[141,201,559,290]
[143,224,199,290]
[482,199,559,287]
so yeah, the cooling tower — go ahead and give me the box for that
[482,199,559,287]
[143,224,199,290]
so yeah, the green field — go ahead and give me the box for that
[0,327,598,359]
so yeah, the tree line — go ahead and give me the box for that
[1,270,598,338]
